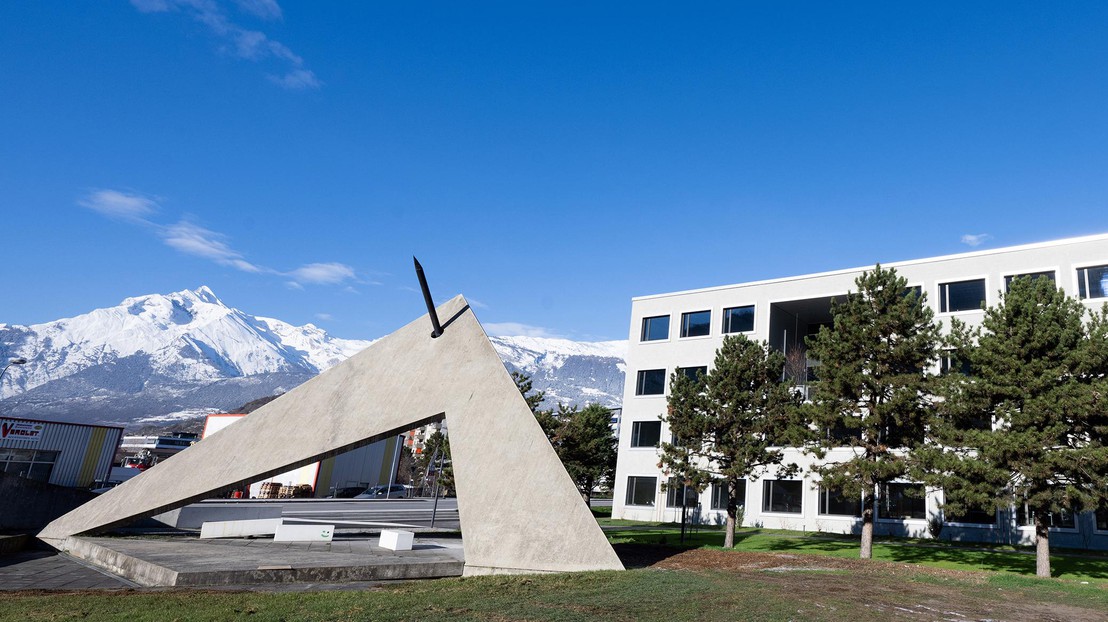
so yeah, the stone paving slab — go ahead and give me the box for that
[63,534,465,587]
[0,550,135,590]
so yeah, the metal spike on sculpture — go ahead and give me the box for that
[39,261,623,575]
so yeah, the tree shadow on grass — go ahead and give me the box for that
[758,535,1108,580]
[613,529,767,568]
[881,545,1108,580]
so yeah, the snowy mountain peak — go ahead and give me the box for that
[0,287,627,427]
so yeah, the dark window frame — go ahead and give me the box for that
[625,476,658,507]
[818,487,861,517]
[635,369,666,396]
[710,480,746,511]
[1077,264,1108,300]
[629,420,662,448]
[680,310,712,338]
[722,305,755,334]
[762,479,804,514]
[1003,271,1056,292]
[665,477,700,508]
[939,279,987,313]
[640,315,670,342]
[878,483,926,520]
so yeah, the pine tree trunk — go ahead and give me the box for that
[1035,515,1051,578]
[725,480,738,548]
[860,489,874,559]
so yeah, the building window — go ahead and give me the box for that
[818,487,861,517]
[762,480,803,514]
[640,315,670,342]
[939,279,986,313]
[722,305,755,333]
[711,480,746,511]
[944,504,995,526]
[1077,265,1108,300]
[625,476,657,507]
[678,366,707,383]
[680,310,711,338]
[903,285,923,300]
[1096,507,1108,532]
[879,483,926,520]
[1016,503,1076,529]
[666,477,700,508]
[939,353,973,376]
[630,421,662,448]
[0,449,58,483]
[635,369,666,396]
[1004,271,1055,291]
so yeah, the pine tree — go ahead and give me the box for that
[805,265,940,559]
[512,371,558,437]
[556,403,618,505]
[660,334,803,548]
[927,276,1108,578]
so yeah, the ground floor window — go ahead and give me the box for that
[1096,507,1108,532]
[818,487,861,517]
[944,505,996,525]
[762,480,803,514]
[0,448,58,483]
[1016,503,1075,529]
[879,483,926,520]
[625,476,657,507]
[710,480,746,511]
[666,477,700,508]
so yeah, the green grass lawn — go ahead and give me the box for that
[603,522,1108,584]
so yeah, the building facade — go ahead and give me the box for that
[0,417,122,488]
[612,233,1108,550]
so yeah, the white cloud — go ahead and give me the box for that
[82,188,367,288]
[79,189,159,221]
[961,233,992,247]
[268,68,322,90]
[483,322,562,339]
[314,312,333,321]
[160,221,262,273]
[288,262,357,285]
[130,0,318,90]
[467,298,489,309]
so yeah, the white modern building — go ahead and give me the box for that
[612,233,1108,550]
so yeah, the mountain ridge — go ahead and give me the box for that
[0,287,626,428]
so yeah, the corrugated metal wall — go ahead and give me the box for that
[0,418,122,488]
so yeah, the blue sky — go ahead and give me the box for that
[3,2,1108,341]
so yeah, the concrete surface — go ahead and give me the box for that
[0,471,96,531]
[61,534,464,587]
[40,295,621,575]
[0,549,136,590]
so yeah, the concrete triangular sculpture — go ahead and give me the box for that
[39,295,624,575]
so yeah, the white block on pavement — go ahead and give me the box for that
[274,523,334,542]
[379,529,414,551]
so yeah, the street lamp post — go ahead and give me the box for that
[0,357,27,393]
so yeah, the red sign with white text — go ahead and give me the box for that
[0,420,44,442]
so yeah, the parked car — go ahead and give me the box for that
[354,484,409,499]
[327,486,367,499]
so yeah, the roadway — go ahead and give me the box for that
[193,496,611,532]
[198,497,461,531]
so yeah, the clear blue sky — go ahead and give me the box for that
[3,2,1108,341]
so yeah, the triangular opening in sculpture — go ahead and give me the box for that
[39,295,623,575]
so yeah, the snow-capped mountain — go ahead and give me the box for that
[0,287,626,427]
